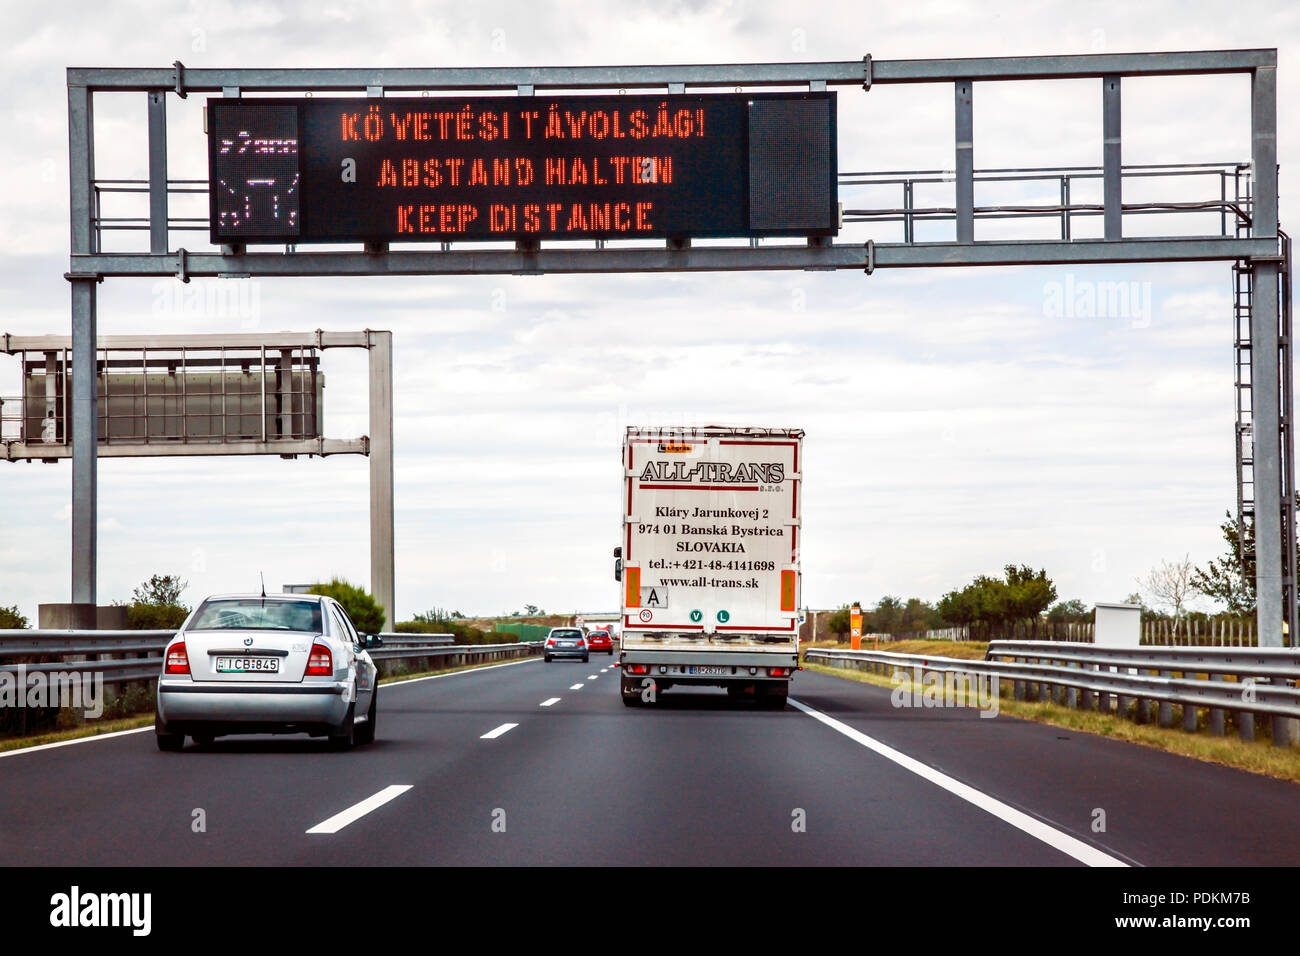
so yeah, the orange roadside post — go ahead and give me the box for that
[850,604,862,651]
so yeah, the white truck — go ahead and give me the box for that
[615,426,803,708]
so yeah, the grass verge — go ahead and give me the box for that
[802,660,1300,785]
[804,639,991,660]
[0,715,155,754]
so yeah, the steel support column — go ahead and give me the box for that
[70,279,97,606]
[67,79,97,611]
[955,81,974,243]
[147,90,168,254]
[368,330,395,630]
[1250,65,1288,746]
[1103,75,1122,240]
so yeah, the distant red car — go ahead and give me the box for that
[586,630,614,654]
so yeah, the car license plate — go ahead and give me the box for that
[690,665,730,676]
[215,657,280,673]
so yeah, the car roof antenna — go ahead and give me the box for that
[260,572,266,601]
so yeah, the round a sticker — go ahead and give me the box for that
[639,609,653,623]
[689,609,703,623]
[717,610,730,623]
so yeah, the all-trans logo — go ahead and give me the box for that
[638,460,784,483]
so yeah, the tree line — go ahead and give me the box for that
[826,509,1266,643]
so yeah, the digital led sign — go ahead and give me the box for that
[207,92,836,244]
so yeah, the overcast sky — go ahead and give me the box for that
[2,0,1298,624]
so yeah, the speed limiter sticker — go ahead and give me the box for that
[638,609,653,623]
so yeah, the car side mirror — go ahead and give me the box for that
[364,634,383,649]
[614,546,623,582]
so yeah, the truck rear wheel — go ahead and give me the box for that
[758,684,788,709]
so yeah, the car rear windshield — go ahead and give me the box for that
[188,599,323,632]
[552,629,581,639]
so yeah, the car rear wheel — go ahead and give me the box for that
[582,654,590,663]
[192,734,215,748]
[544,654,552,662]
[329,703,357,751]
[155,713,185,751]
[355,691,377,746]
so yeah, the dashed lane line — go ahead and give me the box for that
[306,785,413,835]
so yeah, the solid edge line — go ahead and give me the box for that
[788,698,1130,868]
[0,726,153,760]
[480,722,518,739]
[306,784,413,835]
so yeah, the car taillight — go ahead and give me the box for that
[768,667,790,677]
[547,639,556,645]
[306,643,333,676]
[626,663,648,675]
[165,642,190,675]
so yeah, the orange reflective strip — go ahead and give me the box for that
[780,570,796,611]
[626,567,641,607]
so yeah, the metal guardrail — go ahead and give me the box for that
[0,629,533,689]
[803,642,1300,743]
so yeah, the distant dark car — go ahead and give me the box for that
[586,630,614,655]
[544,628,588,663]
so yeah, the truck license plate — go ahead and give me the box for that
[690,665,730,676]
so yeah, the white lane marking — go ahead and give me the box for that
[380,656,537,689]
[480,723,518,740]
[306,784,413,835]
[569,683,585,690]
[540,697,561,707]
[587,674,598,680]
[789,698,1129,868]
[0,725,152,760]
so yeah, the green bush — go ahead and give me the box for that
[309,578,385,634]
[0,606,29,629]
[394,619,523,646]
[126,603,189,630]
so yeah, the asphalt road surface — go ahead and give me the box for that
[2,658,1297,866]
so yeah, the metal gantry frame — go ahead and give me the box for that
[0,331,371,456]
[63,51,1289,703]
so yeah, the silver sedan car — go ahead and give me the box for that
[154,593,380,751]
[543,627,589,663]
